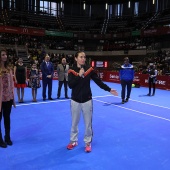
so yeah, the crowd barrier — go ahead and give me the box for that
[36,71,170,90]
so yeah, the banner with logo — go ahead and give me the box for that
[29,70,170,90]
[45,30,73,37]
[95,70,107,81]
[139,74,170,90]
[103,71,170,90]
[0,26,45,36]
[105,72,120,83]
[141,27,170,37]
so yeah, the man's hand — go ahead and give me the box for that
[110,89,118,96]
[47,75,52,78]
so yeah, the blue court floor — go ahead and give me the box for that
[0,80,170,170]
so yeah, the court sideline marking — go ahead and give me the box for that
[94,95,170,110]
[15,94,170,110]
[14,95,170,122]
[93,98,170,122]
[14,95,111,107]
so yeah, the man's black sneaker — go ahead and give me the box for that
[125,98,129,102]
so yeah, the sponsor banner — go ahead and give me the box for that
[134,75,140,82]
[95,70,106,80]
[104,71,170,90]
[45,30,73,37]
[28,70,170,90]
[139,74,170,90]
[141,27,170,37]
[105,72,120,83]
[142,29,158,37]
[0,26,45,36]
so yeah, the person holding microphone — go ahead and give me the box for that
[66,51,118,153]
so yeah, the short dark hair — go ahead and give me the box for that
[124,57,129,61]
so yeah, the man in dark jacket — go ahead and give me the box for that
[40,54,54,100]
[147,64,157,96]
[119,57,134,104]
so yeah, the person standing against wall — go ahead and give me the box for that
[57,57,69,99]
[40,54,54,101]
[0,49,16,148]
[119,57,134,104]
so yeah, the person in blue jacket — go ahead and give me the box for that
[119,57,134,104]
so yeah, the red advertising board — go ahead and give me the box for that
[141,27,170,37]
[0,26,45,36]
[139,74,170,90]
[31,70,170,90]
[103,71,170,90]
[105,71,120,83]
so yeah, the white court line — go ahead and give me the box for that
[15,94,170,110]
[15,95,113,107]
[96,95,170,110]
[126,98,170,110]
[94,99,170,122]
[15,95,170,122]
[15,99,69,107]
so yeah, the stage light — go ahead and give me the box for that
[105,3,108,10]
[128,1,131,8]
[83,3,86,10]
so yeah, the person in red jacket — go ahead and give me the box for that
[66,51,118,153]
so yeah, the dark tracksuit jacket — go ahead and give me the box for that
[68,65,112,143]
[68,65,111,103]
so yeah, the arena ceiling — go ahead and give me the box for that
[52,0,145,4]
